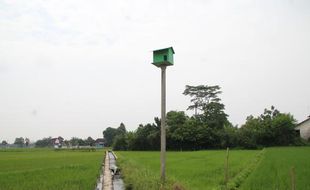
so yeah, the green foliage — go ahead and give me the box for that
[111,119,161,151]
[1,140,8,145]
[183,85,228,129]
[118,123,127,133]
[85,137,95,146]
[35,137,96,148]
[202,102,228,129]
[14,137,25,147]
[131,121,160,150]
[25,138,30,147]
[103,123,127,147]
[112,135,128,150]
[0,148,104,190]
[103,127,119,147]
[168,117,221,150]
[69,137,86,146]
[109,84,301,151]
[167,111,188,132]
[239,106,298,148]
[35,137,53,147]
[183,85,222,112]
[218,124,239,148]
[111,106,300,150]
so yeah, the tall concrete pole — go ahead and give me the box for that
[160,66,166,182]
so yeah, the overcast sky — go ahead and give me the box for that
[1,0,310,143]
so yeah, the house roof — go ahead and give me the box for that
[95,138,104,143]
[296,116,310,127]
[51,137,63,141]
[153,47,175,54]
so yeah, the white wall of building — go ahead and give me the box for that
[296,119,310,140]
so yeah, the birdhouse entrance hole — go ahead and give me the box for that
[164,55,167,61]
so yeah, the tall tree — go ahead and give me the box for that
[69,137,84,146]
[183,85,222,114]
[240,106,298,147]
[35,137,52,147]
[167,111,187,132]
[1,140,8,145]
[202,101,228,129]
[103,127,119,146]
[25,138,30,147]
[103,123,127,147]
[183,85,228,129]
[14,137,25,147]
[85,137,95,146]
[117,123,127,134]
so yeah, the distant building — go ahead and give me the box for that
[295,116,310,140]
[95,138,105,148]
[51,136,64,148]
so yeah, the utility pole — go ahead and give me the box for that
[151,47,175,182]
[160,66,166,181]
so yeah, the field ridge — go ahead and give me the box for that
[227,149,265,190]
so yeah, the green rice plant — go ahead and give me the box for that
[116,150,259,190]
[227,149,265,190]
[239,147,310,190]
[0,148,104,190]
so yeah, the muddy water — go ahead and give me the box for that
[95,173,103,190]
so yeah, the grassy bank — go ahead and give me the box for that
[0,148,104,190]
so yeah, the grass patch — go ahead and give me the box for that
[227,149,265,189]
[0,148,104,190]
[239,147,310,190]
[116,150,259,190]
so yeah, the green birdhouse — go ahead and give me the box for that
[152,47,175,67]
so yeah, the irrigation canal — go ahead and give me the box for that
[96,151,124,190]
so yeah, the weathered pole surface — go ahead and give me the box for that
[160,66,167,182]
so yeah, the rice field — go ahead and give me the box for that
[0,148,104,190]
[239,147,310,190]
[116,150,260,190]
[116,147,310,190]
[1,147,309,190]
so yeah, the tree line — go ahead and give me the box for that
[0,137,31,147]
[1,137,98,148]
[103,85,303,151]
[35,137,97,147]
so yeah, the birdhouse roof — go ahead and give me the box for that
[153,47,175,54]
